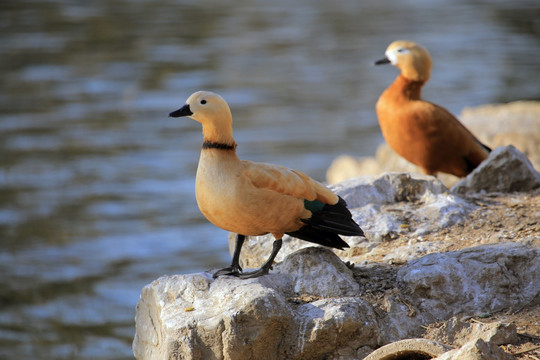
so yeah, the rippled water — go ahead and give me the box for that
[1,0,539,358]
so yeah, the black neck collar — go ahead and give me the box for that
[202,141,237,151]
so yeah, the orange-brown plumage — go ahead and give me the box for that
[375,41,490,177]
[169,91,364,278]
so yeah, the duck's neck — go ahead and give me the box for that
[201,121,237,151]
[198,135,239,167]
[389,74,425,101]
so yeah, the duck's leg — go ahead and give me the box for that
[236,239,282,279]
[213,234,245,278]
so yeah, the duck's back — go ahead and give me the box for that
[376,76,490,177]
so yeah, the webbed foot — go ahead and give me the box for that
[213,264,243,278]
[235,264,273,279]
[213,238,282,280]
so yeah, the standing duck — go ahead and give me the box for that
[374,40,491,177]
[170,91,364,279]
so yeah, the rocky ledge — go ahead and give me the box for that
[133,102,540,360]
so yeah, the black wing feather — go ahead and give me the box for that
[286,196,364,250]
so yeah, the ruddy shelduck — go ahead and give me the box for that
[374,40,491,177]
[170,91,364,279]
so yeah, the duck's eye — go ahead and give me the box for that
[397,48,405,53]
[200,99,207,105]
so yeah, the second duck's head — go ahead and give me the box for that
[374,40,432,82]
[169,91,233,127]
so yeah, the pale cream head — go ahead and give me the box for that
[384,41,432,82]
[170,91,235,144]
[184,91,233,127]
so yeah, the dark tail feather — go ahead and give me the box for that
[286,227,350,250]
[286,196,364,250]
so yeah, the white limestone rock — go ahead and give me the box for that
[397,243,540,320]
[335,173,474,242]
[452,145,540,195]
[133,247,379,360]
[273,247,359,297]
[434,338,516,360]
[425,316,519,347]
[133,243,540,360]
[133,272,295,360]
[293,297,379,359]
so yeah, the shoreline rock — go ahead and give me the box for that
[452,145,540,195]
[133,243,539,359]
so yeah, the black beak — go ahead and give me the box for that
[374,57,391,66]
[169,104,193,117]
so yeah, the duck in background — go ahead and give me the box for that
[169,91,364,279]
[374,40,491,177]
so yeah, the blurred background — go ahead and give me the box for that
[1,0,539,358]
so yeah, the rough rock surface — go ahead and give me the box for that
[326,101,540,188]
[273,247,359,297]
[134,242,540,359]
[425,317,519,347]
[398,243,540,320]
[133,248,381,360]
[434,338,517,360]
[452,145,540,195]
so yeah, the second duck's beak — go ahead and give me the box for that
[374,57,391,66]
[169,104,193,117]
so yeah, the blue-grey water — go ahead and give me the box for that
[1,0,539,358]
